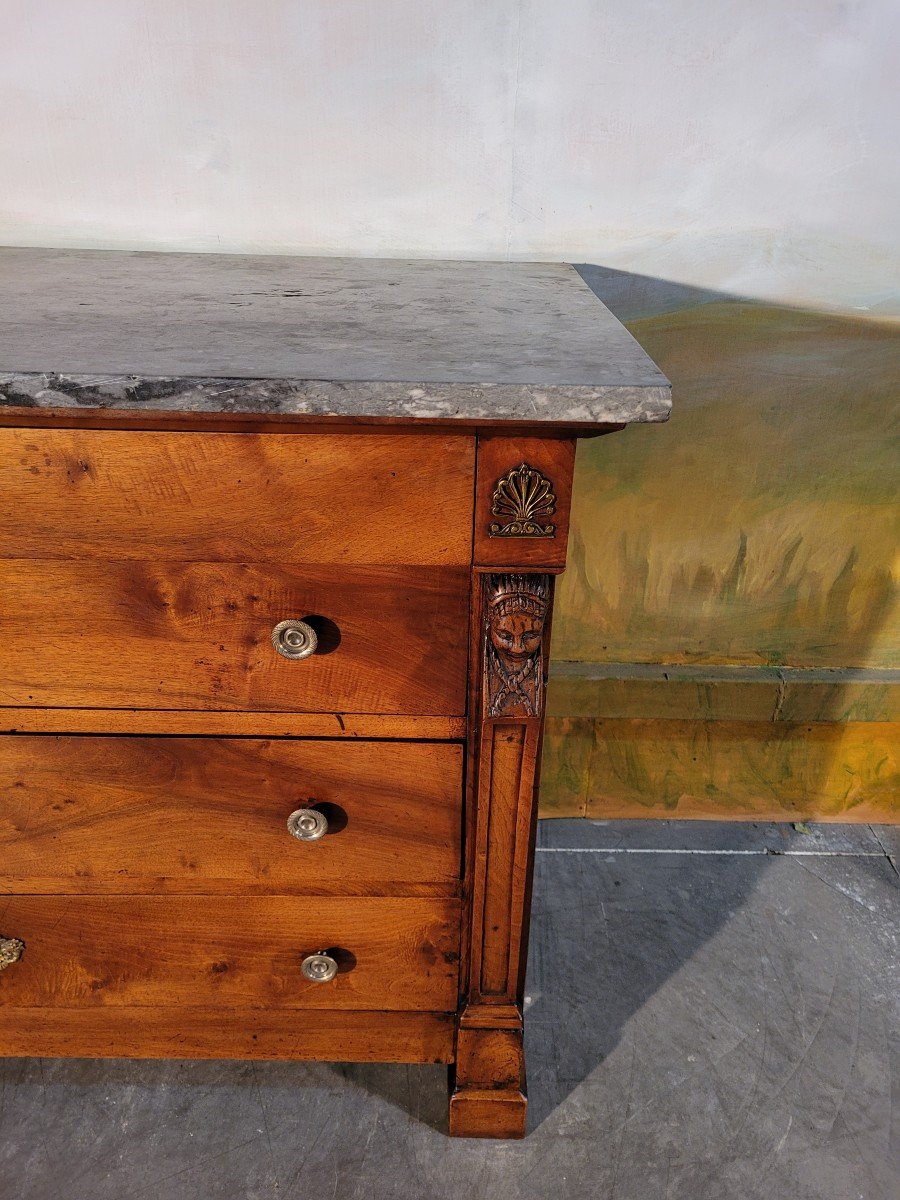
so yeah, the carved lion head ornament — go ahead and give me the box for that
[484,574,550,718]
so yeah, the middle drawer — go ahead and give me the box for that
[0,736,463,893]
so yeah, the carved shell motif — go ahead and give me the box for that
[489,462,556,538]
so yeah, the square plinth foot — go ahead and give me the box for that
[448,1087,527,1139]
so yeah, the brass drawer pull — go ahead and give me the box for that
[301,952,338,983]
[287,807,329,842]
[0,936,24,971]
[271,619,318,660]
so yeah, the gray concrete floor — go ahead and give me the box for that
[1,820,897,1200]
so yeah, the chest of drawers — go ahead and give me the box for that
[0,249,669,1137]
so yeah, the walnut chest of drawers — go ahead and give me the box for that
[0,249,670,1138]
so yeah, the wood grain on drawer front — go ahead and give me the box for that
[0,429,475,565]
[0,736,462,893]
[0,1008,456,1063]
[0,897,460,1011]
[0,562,468,713]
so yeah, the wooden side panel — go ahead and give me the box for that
[476,722,541,997]
[0,561,469,714]
[0,429,475,565]
[474,436,575,569]
[0,737,463,892]
[479,724,526,994]
[0,896,460,1012]
[0,1008,455,1063]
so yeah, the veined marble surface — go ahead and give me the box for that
[0,249,670,424]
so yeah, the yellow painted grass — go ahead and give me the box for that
[554,303,900,668]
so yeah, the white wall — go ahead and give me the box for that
[2,1,897,315]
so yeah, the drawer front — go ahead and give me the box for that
[0,736,462,891]
[0,561,468,713]
[0,1008,456,1063]
[1,428,475,566]
[0,896,460,1012]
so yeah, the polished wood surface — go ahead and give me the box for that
[450,1002,529,1136]
[0,896,460,1011]
[474,721,543,998]
[0,736,463,893]
[447,1087,528,1140]
[0,709,466,739]
[1,428,475,565]
[0,1007,455,1063]
[0,408,584,1141]
[0,561,469,713]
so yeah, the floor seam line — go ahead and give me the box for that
[534,847,887,857]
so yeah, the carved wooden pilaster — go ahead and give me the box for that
[450,434,576,1138]
[450,569,553,1139]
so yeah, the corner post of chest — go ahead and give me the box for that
[449,434,576,1138]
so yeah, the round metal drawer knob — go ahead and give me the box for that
[301,952,338,983]
[272,619,318,660]
[0,936,24,972]
[287,807,329,842]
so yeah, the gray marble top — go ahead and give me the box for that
[0,248,670,425]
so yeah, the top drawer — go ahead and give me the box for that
[1,429,475,565]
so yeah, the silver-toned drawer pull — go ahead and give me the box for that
[0,936,24,971]
[271,619,318,660]
[301,952,338,983]
[287,807,329,841]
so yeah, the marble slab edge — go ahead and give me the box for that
[0,373,672,426]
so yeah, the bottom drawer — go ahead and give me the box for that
[0,1007,456,1063]
[0,896,460,1014]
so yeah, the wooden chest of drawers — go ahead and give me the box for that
[0,249,670,1137]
